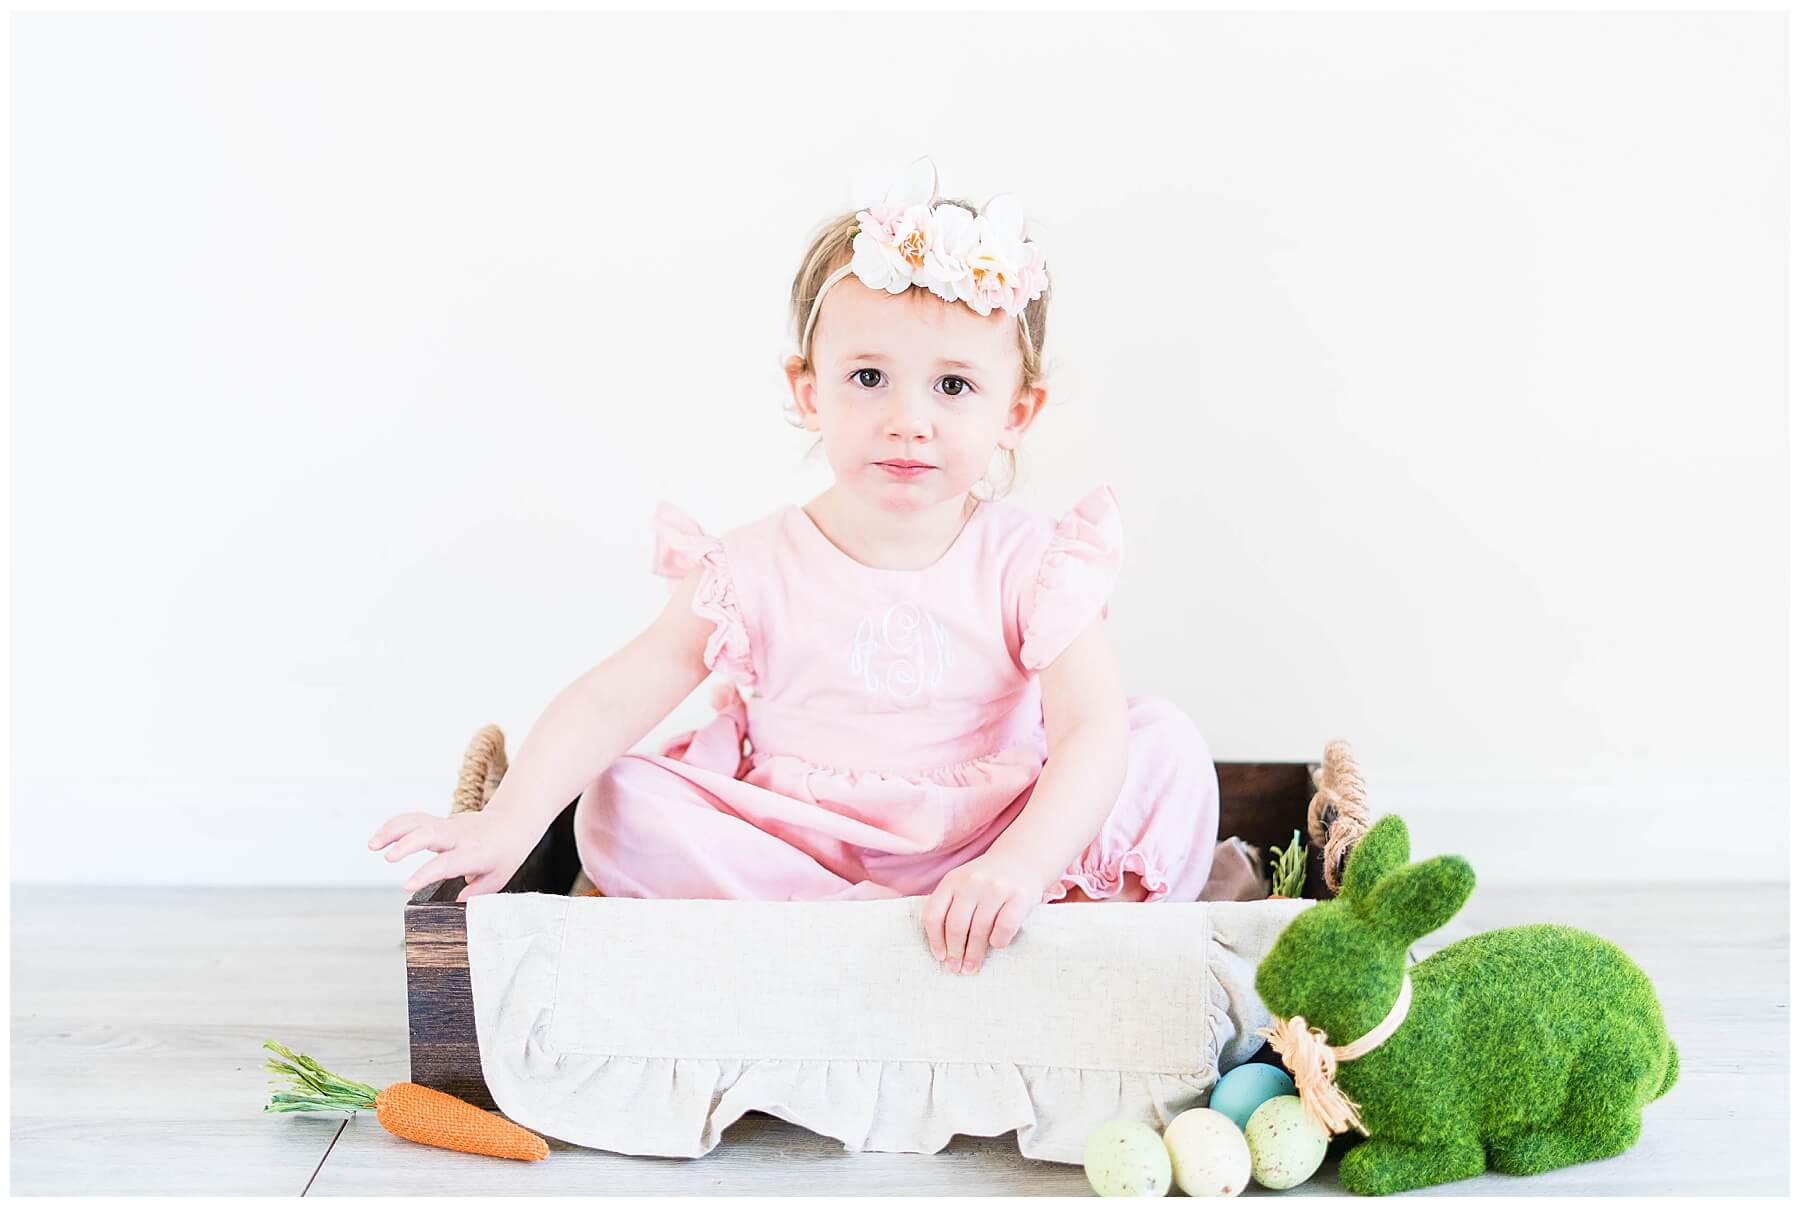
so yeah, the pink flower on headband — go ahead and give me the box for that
[859,204,911,243]
[1018,242,1049,303]
[957,216,1046,317]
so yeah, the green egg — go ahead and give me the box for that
[1083,1118,1173,1197]
[1245,1095,1331,1190]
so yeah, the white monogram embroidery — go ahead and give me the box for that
[850,602,955,699]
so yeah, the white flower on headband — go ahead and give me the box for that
[848,203,930,295]
[918,203,979,303]
[846,157,1048,319]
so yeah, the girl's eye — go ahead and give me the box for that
[849,369,975,396]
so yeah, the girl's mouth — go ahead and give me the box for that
[877,461,934,478]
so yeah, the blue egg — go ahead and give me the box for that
[1207,1062,1297,1130]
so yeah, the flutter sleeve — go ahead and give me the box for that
[650,501,757,689]
[1017,484,1124,673]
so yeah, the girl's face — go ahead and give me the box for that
[787,279,1045,514]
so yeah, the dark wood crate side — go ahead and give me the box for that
[403,899,497,1108]
[402,763,1329,1108]
[1216,762,1328,899]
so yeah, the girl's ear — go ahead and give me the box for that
[784,355,820,432]
[1362,855,1476,947]
[999,383,1046,449]
[1339,813,1410,909]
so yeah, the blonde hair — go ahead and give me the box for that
[783,200,1052,500]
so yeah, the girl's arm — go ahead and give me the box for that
[983,617,1130,885]
[370,566,718,894]
[475,564,719,835]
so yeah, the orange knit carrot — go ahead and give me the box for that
[262,1039,549,1161]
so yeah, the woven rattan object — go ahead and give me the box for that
[451,725,507,816]
[1305,738,1373,894]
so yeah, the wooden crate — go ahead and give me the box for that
[404,760,1333,1111]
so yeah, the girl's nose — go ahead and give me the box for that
[885,394,934,441]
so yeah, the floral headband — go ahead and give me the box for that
[799,156,1049,361]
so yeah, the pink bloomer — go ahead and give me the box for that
[574,485,1221,905]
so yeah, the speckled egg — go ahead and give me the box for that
[1161,1107,1251,1197]
[1206,1062,1297,1131]
[1082,1119,1172,1197]
[1244,1095,1331,1190]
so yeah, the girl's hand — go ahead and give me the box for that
[367,808,542,901]
[922,848,1052,975]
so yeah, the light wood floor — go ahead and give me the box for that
[10,881,1787,1195]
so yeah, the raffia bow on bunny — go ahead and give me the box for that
[1252,815,1680,1196]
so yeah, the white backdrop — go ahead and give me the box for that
[11,11,1787,886]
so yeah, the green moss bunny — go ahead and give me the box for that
[1254,814,1679,1195]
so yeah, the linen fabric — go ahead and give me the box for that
[465,892,1314,1162]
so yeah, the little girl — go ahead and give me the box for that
[369,157,1222,977]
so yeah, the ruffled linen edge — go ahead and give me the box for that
[1018,484,1125,672]
[651,501,756,689]
[464,895,1312,1166]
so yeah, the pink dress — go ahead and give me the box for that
[572,483,1221,905]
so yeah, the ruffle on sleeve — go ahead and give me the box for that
[650,502,756,689]
[1018,484,1124,672]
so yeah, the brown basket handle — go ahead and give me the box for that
[451,724,507,815]
[1306,738,1372,894]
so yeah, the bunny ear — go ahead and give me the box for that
[885,155,938,208]
[1363,854,1476,947]
[981,192,1025,241]
[1338,814,1410,910]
